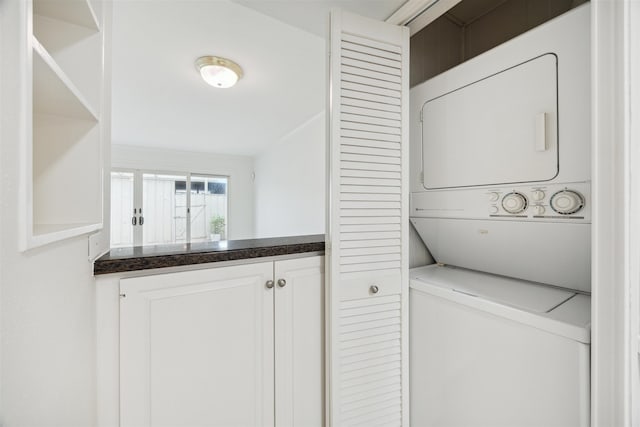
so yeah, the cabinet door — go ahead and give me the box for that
[120,262,274,427]
[274,256,325,427]
[327,9,409,426]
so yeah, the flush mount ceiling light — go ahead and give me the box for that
[195,56,243,89]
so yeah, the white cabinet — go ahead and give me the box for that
[120,262,274,427]
[274,257,325,427]
[120,256,324,427]
[21,0,108,249]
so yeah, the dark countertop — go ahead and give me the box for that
[93,234,325,275]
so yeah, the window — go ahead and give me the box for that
[189,176,228,243]
[110,171,134,247]
[110,170,228,248]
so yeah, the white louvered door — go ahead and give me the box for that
[327,10,409,427]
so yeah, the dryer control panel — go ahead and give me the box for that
[410,182,591,223]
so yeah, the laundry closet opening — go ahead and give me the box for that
[407,1,592,425]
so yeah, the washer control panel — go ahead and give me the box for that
[486,184,588,220]
[410,182,591,223]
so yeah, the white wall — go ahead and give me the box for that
[0,1,100,424]
[111,145,255,240]
[254,113,325,237]
[253,112,433,268]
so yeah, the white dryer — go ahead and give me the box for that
[409,4,591,292]
[409,264,590,427]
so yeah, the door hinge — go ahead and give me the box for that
[420,109,424,123]
[419,171,424,184]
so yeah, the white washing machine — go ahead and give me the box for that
[409,264,591,427]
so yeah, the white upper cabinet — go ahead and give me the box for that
[22,0,107,250]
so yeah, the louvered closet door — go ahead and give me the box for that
[327,10,409,427]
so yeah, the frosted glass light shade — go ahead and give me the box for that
[195,56,243,89]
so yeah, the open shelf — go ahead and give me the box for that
[29,112,102,249]
[33,11,102,113]
[32,36,98,121]
[31,222,102,248]
[21,1,105,251]
[33,0,100,32]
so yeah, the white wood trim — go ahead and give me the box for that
[591,1,636,425]
[18,0,33,252]
[90,0,111,260]
[385,0,435,25]
[326,10,341,425]
[399,13,410,423]
[385,0,462,36]
[628,1,640,425]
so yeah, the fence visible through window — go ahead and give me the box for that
[189,176,228,242]
[110,170,229,248]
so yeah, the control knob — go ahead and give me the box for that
[550,190,584,215]
[531,190,545,201]
[501,192,528,214]
[533,205,546,216]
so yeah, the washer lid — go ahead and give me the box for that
[411,265,575,313]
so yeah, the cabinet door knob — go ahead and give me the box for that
[370,285,379,294]
[265,280,274,289]
[277,279,287,288]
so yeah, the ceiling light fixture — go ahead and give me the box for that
[195,56,243,89]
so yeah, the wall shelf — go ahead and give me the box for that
[32,36,98,121]
[33,0,100,32]
[21,0,106,251]
[31,223,102,248]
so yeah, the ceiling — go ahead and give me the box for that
[233,0,407,38]
[111,0,408,157]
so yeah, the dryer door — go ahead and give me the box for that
[422,53,558,189]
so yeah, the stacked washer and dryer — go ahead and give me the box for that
[409,4,591,427]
